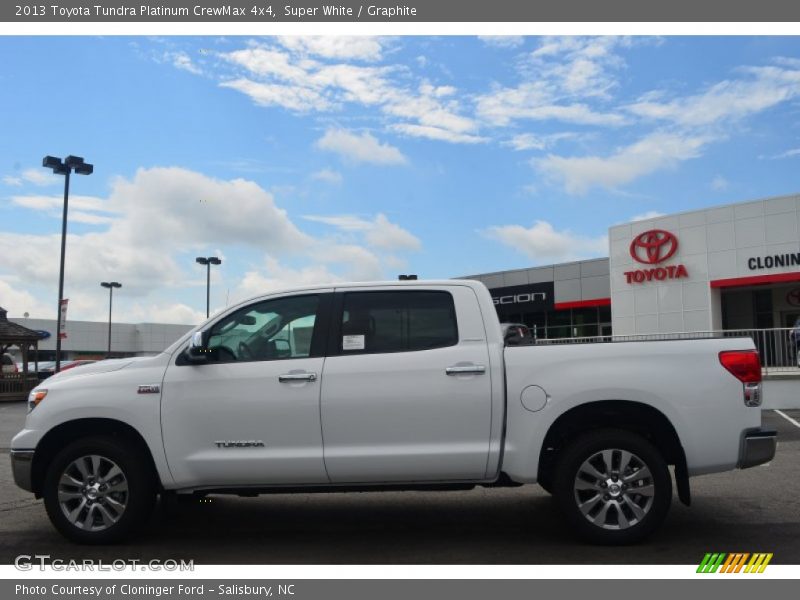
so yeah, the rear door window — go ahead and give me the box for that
[338,291,458,355]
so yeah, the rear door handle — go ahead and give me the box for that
[279,372,317,383]
[445,365,486,375]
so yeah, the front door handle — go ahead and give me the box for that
[279,372,317,383]
[445,365,486,375]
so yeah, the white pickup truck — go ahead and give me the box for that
[11,280,776,545]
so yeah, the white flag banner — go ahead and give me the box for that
[59,298,68,339]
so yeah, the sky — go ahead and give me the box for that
[2,35,800,324]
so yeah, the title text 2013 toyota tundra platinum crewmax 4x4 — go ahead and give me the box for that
[11,280,777,544]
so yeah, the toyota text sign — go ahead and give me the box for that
[625,230,688,284]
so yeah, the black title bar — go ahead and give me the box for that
[4,0,800,22]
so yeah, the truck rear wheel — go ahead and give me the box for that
[553,428,671,545]
[43,435,156,544]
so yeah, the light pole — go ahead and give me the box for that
[43,155,93,373]
[196,256,222,318]
[100,282,121,357]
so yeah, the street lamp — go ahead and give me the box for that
[196,256,222,318]
[100,282,122,357]
[43,155,93,372]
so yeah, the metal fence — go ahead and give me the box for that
[534,328,800,374]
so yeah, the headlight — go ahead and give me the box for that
[28,389,47,412]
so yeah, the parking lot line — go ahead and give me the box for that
[774,409,800,429]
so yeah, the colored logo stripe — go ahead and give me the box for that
[697,553,726,573]
[745,553,773,573]
[697,552,772,573]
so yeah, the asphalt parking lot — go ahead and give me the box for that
[1,400,798,565]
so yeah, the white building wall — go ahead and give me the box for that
[609,194,800,335]
[8,317,193,357]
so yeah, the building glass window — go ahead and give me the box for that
[497,304,611,340]
[753,289,774,329]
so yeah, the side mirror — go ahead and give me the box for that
[504,328,523,346]
[184,331,209,364]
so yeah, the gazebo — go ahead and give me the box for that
[0,306,40,401]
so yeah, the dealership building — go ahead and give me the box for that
[464,193,800,342]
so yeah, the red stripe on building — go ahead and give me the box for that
[554,298,611,310]
[709,272,800,288]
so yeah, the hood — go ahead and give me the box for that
[46,356,155,383]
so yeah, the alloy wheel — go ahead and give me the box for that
[57,454,129,531]
[572,448,655,530]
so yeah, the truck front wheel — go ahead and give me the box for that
[553,428,672,545]
[43,435,156,544]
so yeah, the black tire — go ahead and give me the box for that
[537,473,554,495]
[43,435,156,544]
[553,428,672,545]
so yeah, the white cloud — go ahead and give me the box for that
[476,37,632,128]
[1,168,311,305]
[529,37,630,99]
[235,257,342,302]
[3,169,60,187]
[109,167,310,252]
[311,168,343,184]
[11,194,115,213]
[217,43,481,145]
[391,123,486,144]
[478,36,525,49]
[124,302,205,326]
[536,131,711,195]
[476,83,626,127]
[626,63,800,128]
[312,244,384,281]
[0,279,51,319]
[168,51,202,75]
[4,166,422,321]
[485,220,608,262]
[366,214,422,251]
[304,214,373,231]
[277,36,386,62]
[316,129,407,165]
[234,241,406,304]
[0,230,185,299]
[503,132,577,151]
[220,78,331,112]
[21,168,60,186]
[9,194,119,226]
[760,148,800,160]
[711,175,729,191]
[630,211,666,222]
[70,211,117,225]
[304,213,421,252]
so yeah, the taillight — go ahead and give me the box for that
[719,350,762,383]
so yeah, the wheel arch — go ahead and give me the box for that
[537,400,690,505]
[31,418,161,498]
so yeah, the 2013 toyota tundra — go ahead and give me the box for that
[10,280,777,545]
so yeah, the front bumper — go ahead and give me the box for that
[738,428,777,469]
[10,450,35,492]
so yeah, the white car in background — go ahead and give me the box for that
[2,353,18,375]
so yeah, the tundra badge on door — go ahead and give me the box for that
[214,440,266,448]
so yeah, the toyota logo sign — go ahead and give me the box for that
[629,229,679,265]
[787,288,800,307]
[624,229,689,285]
